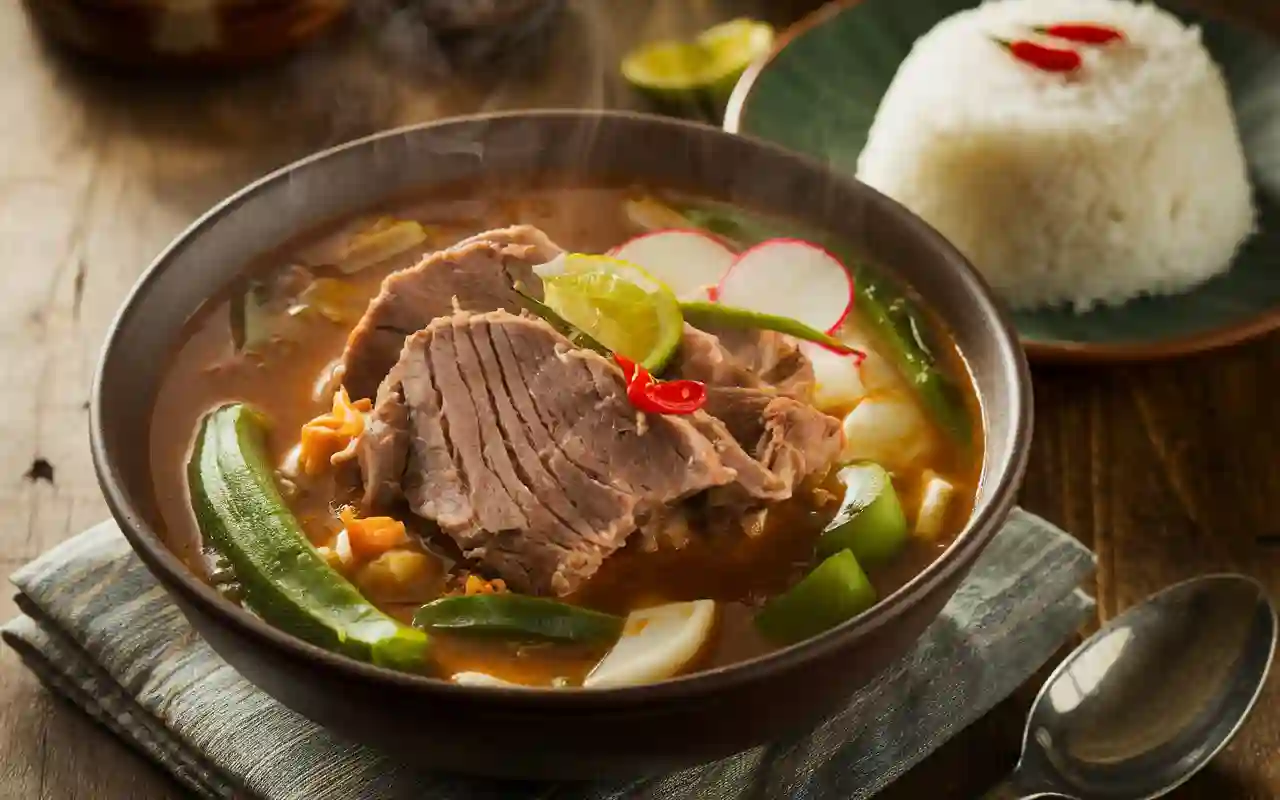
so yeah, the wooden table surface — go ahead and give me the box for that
[1,1,1277,797]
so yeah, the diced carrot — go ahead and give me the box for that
[463,574,508,596]
[297,388,372,476]
[338,506,408,560]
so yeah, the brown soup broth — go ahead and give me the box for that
[149,183,982,684]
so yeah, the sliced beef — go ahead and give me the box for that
[755,397,843,489]
[634,507,696,553]
[670,323,836,500]
[357,374,410,510]
[758,342,816,400]
[670,324,765,391]
[496,322,733,504]
[359,310,738,596]
[687,412,788,506]
[703,386,772,446]
[469,317,638,540]
[703,386,843,496]
[670,324,816,401]
[341,225,562,401]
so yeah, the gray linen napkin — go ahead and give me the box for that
[2,508,1094,800]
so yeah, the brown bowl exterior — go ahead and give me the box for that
[91,110,1031,780]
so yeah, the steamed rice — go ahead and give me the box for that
[856,0,1256,312]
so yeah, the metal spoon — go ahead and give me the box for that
[987,574,1277,800]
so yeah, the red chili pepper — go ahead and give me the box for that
[613,354,707,415]
[1033,23,1125,45]
[643,379,707,414]
[615,353,644,384]
[993,37,1082,73]
[622,359,659,410]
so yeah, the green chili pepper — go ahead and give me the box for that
[755,550,878,645]
[413,594,625,643]
[816,462,909,563]
[189,403,429,671]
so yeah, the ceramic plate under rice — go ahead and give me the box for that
[856,0,1256,312]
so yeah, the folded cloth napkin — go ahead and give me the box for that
[2,508,1094,800]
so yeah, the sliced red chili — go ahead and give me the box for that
[627,374,659,412]
[1034,23,1124,45]
[614,353,644,384]
[613,354,707,415]
[993,37,1082,73]
[643,379,707,415]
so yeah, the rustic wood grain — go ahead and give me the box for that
[0,1,1276,798]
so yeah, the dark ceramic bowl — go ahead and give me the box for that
[91,110,1031,780]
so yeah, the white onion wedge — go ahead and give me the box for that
[607,230,736,300]
[583,600,717,688]
[840,392,935,473]
[333,530,354,567]
[715,239,854,333]
[915,471,956,541]
[801,341,868,412]
[451,672,530,689]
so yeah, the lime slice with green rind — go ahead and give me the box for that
[535,254,685,373]
[622,18,775,105]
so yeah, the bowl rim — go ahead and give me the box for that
[91,108,1032,709]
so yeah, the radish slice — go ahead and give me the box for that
[716,239,854,333]
[608,230,736,300]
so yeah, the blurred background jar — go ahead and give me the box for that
[23,0,352,70]
[23,0,571,72]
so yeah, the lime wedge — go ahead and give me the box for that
[622,18,774,104]
[535,254,685,373]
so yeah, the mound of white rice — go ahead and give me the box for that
[856,0,1256,312]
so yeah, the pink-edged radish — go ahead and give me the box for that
[607,229,736,300]
[715,239,854,334]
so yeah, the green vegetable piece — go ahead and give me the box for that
[679,300,858,354]
[655,198,972,445]
[755,550,877,645]
[817,463,909,563]
[230,280,296,355]
[413,594,625,644]
[189,403,429,671]
[854,278,972,446]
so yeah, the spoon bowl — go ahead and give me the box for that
[996,574,1277,799]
